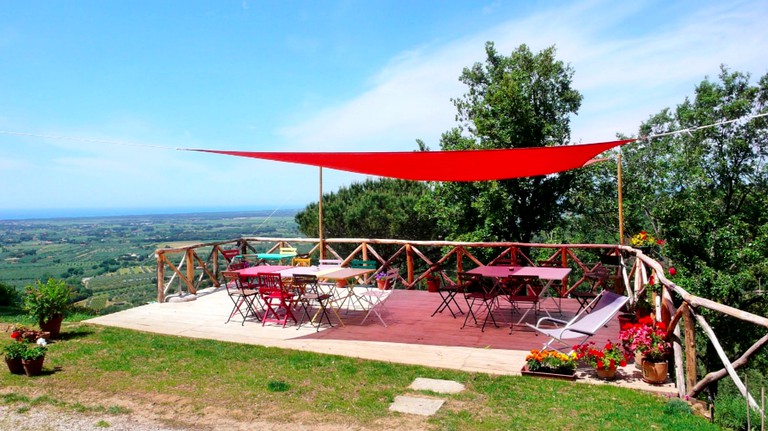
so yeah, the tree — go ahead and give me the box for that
[621,66,768,373]
[295,178,438,253]
[428,42,583,244]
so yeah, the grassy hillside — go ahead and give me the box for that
[0,210,300,312]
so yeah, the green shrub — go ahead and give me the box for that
[715,370,765,430]
[663,398,693,416]
[2,341,27,360]
[0,282,19,306]
[22,278,73,322]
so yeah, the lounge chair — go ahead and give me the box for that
[526,290,628,351]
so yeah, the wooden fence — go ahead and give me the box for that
[155,237,767,416]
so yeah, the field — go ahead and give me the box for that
[0,209,300,312]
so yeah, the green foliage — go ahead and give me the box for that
[296,178,438,252]
[663,398,693,416]
[20,343,47,361]
[2,340,27,360]
[713,369,765,430]
[430,42,584,244]
[619,66,768,374]
[22,278,73,322]
[0,282,19,306]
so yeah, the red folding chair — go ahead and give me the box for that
[257,273,297,327]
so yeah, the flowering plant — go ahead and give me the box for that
[21,338,47,360]
[619,323,670,362]
[374,272,387,280]
[3,337,47,360]
[630,231,665,248]
[525,349,577,375]
[574,341,627,370]
[2,339,27,360]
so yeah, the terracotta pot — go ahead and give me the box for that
[22,356,45,377]
[595,367,617,380]
[5,357,25,374]
[634,351,645,370]
[642,359,668,384]
[377,279,390,290]
[426,277,440,293]
[335,279,348,288]
[39,314,64,339]
[618,314,636,331]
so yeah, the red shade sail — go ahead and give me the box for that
[185,139,633,181]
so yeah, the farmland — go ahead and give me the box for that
[0,209,300,313]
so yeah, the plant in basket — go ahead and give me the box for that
[524,349,577,375]
[620,322,671,384]
[575,341,628,370]
[22,278,73,338]
[620,322,670,362]
[575,341,627,379]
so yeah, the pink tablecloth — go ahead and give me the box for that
[235,265,292,277]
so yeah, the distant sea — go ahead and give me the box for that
[0,206,299,221]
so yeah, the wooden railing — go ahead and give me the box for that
[155,237,767,416]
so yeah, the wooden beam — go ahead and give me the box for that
[694,312,762,413]
[682,303,698,394]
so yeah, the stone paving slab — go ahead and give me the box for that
[389,395,445,416]
[409,377,465,394]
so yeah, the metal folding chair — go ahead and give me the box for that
[222,271,260,325]
[459,272,499,331]
[429,275,464,318]
[291,274,339,330]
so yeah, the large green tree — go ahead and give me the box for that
[427,42,583,244]
[620,66,768,373]
[295,177,437,243]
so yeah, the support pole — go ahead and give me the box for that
[618,152,625,245]
[319,167,325,259]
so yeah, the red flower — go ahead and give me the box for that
[655,321,667,331]
[596,359,604,369]
[10,331,21,339]
[668,267,677,276]
[619,360,627,367]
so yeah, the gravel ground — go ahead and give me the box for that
[0,405,189,431]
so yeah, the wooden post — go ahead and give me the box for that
[406,244,414,285]
[683,303,698,393]
[156,252,165,303]
[617,152,624,245]
[186,248,196,294]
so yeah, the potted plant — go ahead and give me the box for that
[3,339,27,374]
[630,231,665,254]
[574,340,628,380]
[425,274,441,292]
[620,322,671,384]
[22,278,73,339]
[21,338,47,377]
[522,349,577,380]
[375,272,389,290]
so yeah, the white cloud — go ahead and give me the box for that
[278,0,768,150]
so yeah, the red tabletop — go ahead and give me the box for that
[468,265,571,280]
[236,265,292,277]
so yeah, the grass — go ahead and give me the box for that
[0,313,719,430]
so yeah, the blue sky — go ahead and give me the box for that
[1,0,766,217]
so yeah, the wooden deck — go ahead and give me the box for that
[86,287,676,394]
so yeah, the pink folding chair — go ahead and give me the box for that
[257,273,297,327]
